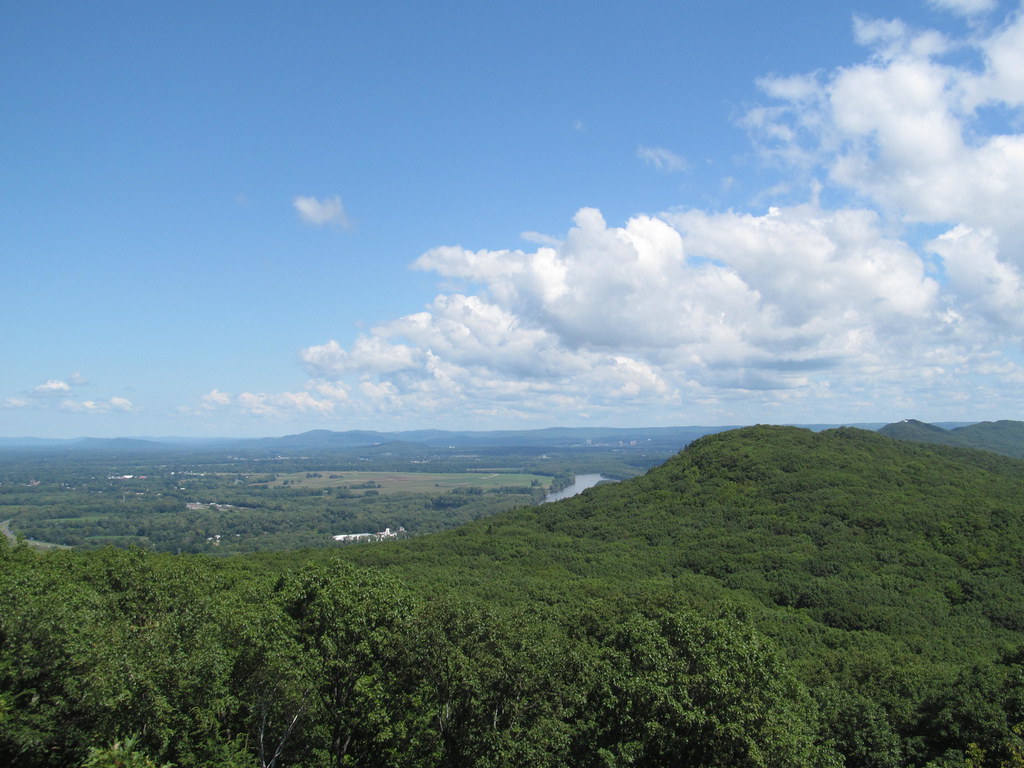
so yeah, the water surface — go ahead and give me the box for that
[544,473,609,503]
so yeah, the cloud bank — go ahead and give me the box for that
[200,7,1024,426]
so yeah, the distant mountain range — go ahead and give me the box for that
[5,419,1020,459]
[0,424,891,455]
[878,418,1024,458]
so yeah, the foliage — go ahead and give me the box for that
[80,735,170,768]
[3,426,1024,766]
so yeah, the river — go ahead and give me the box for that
[543,473,610,503]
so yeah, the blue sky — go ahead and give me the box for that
[3,0,1023,437]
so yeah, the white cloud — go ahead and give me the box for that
[637,145,688,172]
[10,375,135,417]
[202,389,232,407]
[299,340,348,376]
[301,335,419,376]
[34,379,71,393]
[182,386,338,419]
[927,0,997,17]
[968,11,1024,107]
[309,380,349,401]
[59,397,134,414]
[747,10,1024,256]
[293,195,353,229]
[928,225,1024,330]
[60,400,100,413]
[212,390,335,419]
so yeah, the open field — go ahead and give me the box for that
[1,519,72,551]
[253,470,550,495]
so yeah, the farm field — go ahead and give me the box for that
[258,470,550,494]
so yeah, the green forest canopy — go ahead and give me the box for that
[3,425,1024,767]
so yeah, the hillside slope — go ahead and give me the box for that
[344,425,1024,767]
[880,418,1024,458]
[356,425,1024,646]
[544,425,1024,630]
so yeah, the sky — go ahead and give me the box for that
[3,0,1024,438]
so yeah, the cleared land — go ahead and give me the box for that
[255,470,550,494]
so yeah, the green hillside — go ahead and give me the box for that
[344,425,1024,766]
[352,426,1024,636]
[880,418,1024,458]
[4,426,1024,767]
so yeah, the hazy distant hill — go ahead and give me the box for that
[0,436,176,454]
[880,418,1024,458]
[0,423,889,455]
[226,425,745,454]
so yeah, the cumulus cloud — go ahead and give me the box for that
[287,198,967,423]
[294,195,353,229]
[197,8,1024,426]
[301,336,419,376]
[637,145,688,173]
[748,10,1024,251]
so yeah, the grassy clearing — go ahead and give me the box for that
[254,470,550,495]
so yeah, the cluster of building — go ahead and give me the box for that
[332,526,405,543]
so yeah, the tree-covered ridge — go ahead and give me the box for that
[343,426,1024,766]
[352,426,1024,642]
[541,425,1024,633]
[879,419,1024,459]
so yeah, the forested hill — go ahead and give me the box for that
[880,418,1024,458]
[354,425,1024,632]
[5,425,1024,767]
[343,425,1024,765]
[538,424,1024,644]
